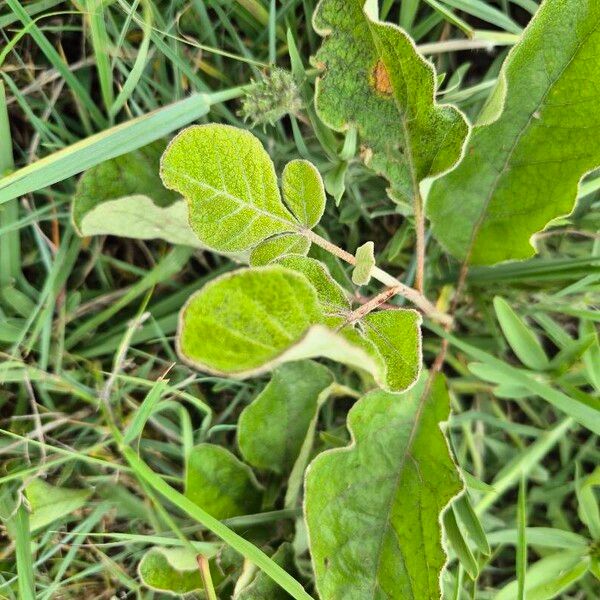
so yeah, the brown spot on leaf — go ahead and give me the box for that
[372,60,393,94]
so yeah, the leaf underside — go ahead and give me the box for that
[428,0,600,264]
[72,140,177,232]
[312,0,468,205]
[305,374,462,600]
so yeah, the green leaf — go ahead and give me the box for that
[428,0,600,264]
[312,0,468,204]
[72,140,177,232]
[78,196,206,248]
[238,361,334,475]
[177,265,420,392]
[236,543,298,600]
[352,241,375,285]
[282,159,326,228]
[443,506,478,580]
[493,296,549,371]
[249,233,310,266]
[160,125,325,252]
[362,308,422,392]
[305,373,462,599]
[138,546,218,595]
[185,444,262,519]
[274,255,350,314]
[24,479,91,532]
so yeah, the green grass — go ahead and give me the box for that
[1,1,599,598]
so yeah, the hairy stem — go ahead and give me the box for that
[302,228,451,325]
[413,190,426,293]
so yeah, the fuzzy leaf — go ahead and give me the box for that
[238,361,334,475]
[24,479,91,532]
[274,255,350,314]
[160,125,326,252]
[177,266,419,391]
[249,233,310,266]
[185,444,262,519]
[72,140,176,232]
[282,159,326,228]
[352,241,375,285]
[78,196,205,248]
[312,0,468,204]
[305,374,462,600]
[362,308,422,392]
[428,0,600,264]
[138,547,219,595]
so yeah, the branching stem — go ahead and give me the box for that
[302,228,451,325]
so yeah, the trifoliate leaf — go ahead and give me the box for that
[427,0,600,264]
[79,196,205,248]
[312,0,468,204]
[238,361,334,475]
[72,139,177,232]
[185,444,262,519]
[362,308,422,391]
[282,159,326,229]
[138,547,220,595]
[161,124,321,252]
[305,373,462,600]
[351,241,375,285]
[177,266,419,392]
[249,233,310,266]
[24,479,91,532]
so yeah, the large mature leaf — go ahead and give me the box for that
[177,265,420,392]
[312,0,468,205]
[305,374,462,599]
[72,140,176,231]
[185,444,262,520]
[160,125,325,252]
[428,0,600,264]
[238,361,334,475]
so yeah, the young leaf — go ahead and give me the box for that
[72,140,177,232]
[282,159,326,228]
[185,444,262,519]
[78,196,206,248]
[304,373,462,600]
[160,125,325,252]
[428,0,600,264]
[443,506,478,580]
[177,265,420,392]
[274,255,350,314]
[235,543,298,600]
[249,233,310,266]
[24,479,91,532]
[362,308,422,391]
[493,297,549,371]
[138,546,218,595]
[238,361,334,475]
[312,0,468,204]
[352,241,375,285]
